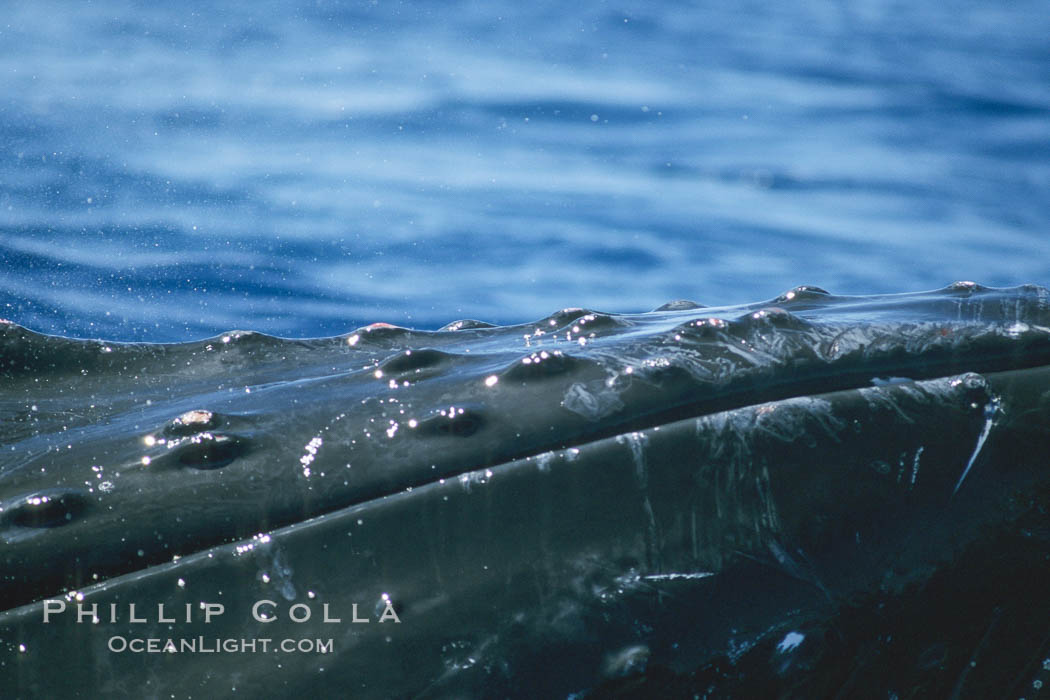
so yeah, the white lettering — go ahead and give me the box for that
[43,600,66,623]
[201,602,224,623]
[252,599,276,623]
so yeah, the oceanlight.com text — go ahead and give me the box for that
[107,636,334,654]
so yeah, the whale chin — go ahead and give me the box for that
[3,283,1050,698]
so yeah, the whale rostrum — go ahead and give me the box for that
[2,283,1050,697]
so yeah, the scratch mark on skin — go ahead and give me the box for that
[952,397,1000,497]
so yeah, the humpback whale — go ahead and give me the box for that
[1,282,1049,697]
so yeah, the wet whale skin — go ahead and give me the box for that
[2,282,1050,698]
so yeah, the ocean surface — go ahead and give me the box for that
[1,0,1048,341]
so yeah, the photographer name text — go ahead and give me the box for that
[42,599,401,625]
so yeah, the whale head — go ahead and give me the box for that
[3,282,1050,696]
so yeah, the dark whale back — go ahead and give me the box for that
[2,283,1050,697]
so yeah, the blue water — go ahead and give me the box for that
[1,0,1048,341]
